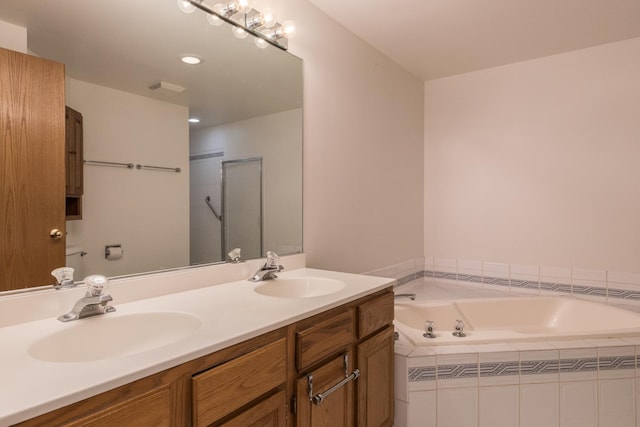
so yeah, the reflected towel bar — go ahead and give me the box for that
[136,164,181,173]
[84,160,134,169]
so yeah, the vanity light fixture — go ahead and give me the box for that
[245,8,276,30]
[180,55,202,65]
[180,0,297,50]
[188,118,201,123]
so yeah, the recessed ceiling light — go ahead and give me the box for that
[180,55,202,65]
[188,118,200,123]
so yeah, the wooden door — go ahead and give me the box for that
[357,327,394,427]
[296,352,356,427]
[0,47,65,291]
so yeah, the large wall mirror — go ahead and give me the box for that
[0,0,303,289]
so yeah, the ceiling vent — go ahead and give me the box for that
[148,81,186,93]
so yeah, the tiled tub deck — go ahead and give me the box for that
[394,279,640,427]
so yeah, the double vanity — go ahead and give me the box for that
[0,258,394,426]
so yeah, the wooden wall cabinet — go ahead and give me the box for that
[15,289,394,427]
[65,106,83,219]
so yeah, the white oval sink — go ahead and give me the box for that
[254,277,345,298]
[29,312,202,363]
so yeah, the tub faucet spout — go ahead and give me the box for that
[395,293,416,300]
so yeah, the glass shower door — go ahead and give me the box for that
[222,158,263,260]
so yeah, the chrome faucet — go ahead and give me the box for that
[58,275,116,322]
[394,293,416,300]
[249,251,284,282]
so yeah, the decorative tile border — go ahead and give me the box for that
[413,269,640,302]
[408,355,635,383]
[558,358,598,373]
[437,363,478,380]
[598,355,636,370]
[408,366,436,382]
[520,359,559,376]
[479,361,520,377]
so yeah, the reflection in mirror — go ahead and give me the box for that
[0,0,302,291]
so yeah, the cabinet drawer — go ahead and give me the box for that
[192,338,287,426]
[296,309,355,371]
[358,291,394,338]
[65,387,171,427]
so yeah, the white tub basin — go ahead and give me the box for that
[29,312,202,363]
[254,277,345,298]
[395,296,640,346]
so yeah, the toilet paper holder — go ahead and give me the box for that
[105,244,124,260]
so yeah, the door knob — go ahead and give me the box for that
[50,229,63,240]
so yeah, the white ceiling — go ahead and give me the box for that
[308,0,640,81]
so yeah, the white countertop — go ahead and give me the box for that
[0,268,393,425]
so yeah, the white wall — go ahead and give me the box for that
[65,78,190,278]
[0,20,26,53]
[252,0,425,274]
[189,108,303,263]
[424,37,640,272]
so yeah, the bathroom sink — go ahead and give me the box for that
[29,312,202,363]
[253,277,345,298]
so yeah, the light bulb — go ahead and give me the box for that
[206,11,223,26]
[261,8,276,28]
[255,37,269,49]
[232,26,248,39]
[177,0,196,13]
[281,20,296,39]
[238,0,252,14]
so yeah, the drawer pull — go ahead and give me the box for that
[307,354,360,405]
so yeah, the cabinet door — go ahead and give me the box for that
[219,390,286,427]
[0,47,65,290]
[65,106,83,196]
[296,351,356,427]
[357,326,394,427]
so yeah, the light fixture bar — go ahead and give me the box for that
[187,0,290,51]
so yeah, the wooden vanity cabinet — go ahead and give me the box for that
[292,289,394,427]
[15,288,394,427]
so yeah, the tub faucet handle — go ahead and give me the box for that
[423,320,436,339]
[453,319,466,337]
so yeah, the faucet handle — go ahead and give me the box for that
[266,251,280,267]
[85,275,110,296]
[52,267,75,289]
[228,247,242,263]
